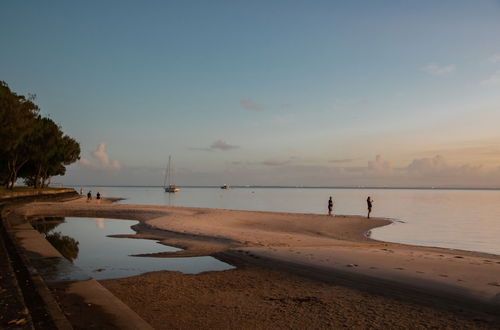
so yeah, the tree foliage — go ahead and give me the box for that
[0,81,80,188]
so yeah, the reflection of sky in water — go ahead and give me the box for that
[47,217,234,280]
[78,186,500,255]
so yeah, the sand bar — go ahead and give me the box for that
[12,196,500,311]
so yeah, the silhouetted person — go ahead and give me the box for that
[96,192,101,204]
[328,196,333,216]
[367,196,373,218]
[87,191,92,202]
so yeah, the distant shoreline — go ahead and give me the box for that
[65,185,500,191]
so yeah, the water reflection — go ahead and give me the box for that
[94,218,105,229]
[32,217,80,262]
[33,217,234,280]
[32,216,65,234]
[45,232,79,262]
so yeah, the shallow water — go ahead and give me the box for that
[78,186,500,256]
[35,217,234,280]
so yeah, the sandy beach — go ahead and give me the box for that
[10,197,500,328]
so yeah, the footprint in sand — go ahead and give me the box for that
[369,266,377,270]
[453,256,464,259]
[487,282,500,287]
[416,271,425,274]
[439,274,448,277]
[346,264,359,267]
[394,267,405,270]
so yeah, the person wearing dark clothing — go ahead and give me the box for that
[367,196,373,218]
[87,191,92,202]
[328,196,333,216]
[96,192,101,204]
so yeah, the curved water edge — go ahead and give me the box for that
[76,186,500,256]
[32,216,234,280]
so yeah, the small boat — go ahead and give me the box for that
[220,184,229,189]
[165,184,180,193]
[164,156,180,193]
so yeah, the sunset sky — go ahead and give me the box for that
[2,1,500,187]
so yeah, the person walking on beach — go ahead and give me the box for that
[328,196,334,216]
[87,191,92,202]
[96,192,101,204]
[367,196,373,218]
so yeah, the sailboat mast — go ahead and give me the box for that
[167,155,172,187]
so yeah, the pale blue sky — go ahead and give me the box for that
[2,1,500,186]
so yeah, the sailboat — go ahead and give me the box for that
[164,156,180,193]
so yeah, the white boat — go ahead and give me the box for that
[164,156,180,193]
[220,184,229,189]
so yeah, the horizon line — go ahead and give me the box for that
[60,185,500,191]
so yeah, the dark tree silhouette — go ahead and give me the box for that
[0,81,80,188]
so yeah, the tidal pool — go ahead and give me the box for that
[33,217,234,280]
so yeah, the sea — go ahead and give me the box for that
[75,186,500,256]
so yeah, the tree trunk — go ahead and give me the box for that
[34,164,43,189]
[7,157,28,190]
[42,169,49,188]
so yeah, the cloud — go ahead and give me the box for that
[406,155,448,175]
[405,155,483,177]
[261,160,291,166]
[190,140,239,152]
[240,98,264,111]
[211,140,239,150]
[488,54,500,63]
[79,158,92,166]
[328,158,354,164]
[367,154,392,173]
[480,70,500,86]
[422,63,455,75]
[79,143,121,169]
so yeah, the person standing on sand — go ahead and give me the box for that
[328,196,334,216]
[96,192,101,204]
[87,191,92,202]
[367,196,373,218]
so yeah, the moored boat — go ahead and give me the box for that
[164,156,180,193]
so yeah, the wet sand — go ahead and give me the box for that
[12,197,500,328]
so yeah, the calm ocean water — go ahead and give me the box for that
[35,217,233,279]
[76,186,500,256]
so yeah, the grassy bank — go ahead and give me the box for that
[0,187,75,200]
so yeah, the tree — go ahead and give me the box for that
[20,116,62,188]
[20,120,81,188]
[1,81,81,189]
[40,135,80,187]
[0,81,39,188]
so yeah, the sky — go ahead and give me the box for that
[2,0,500,187]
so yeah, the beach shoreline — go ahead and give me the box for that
[8,196,500,328]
